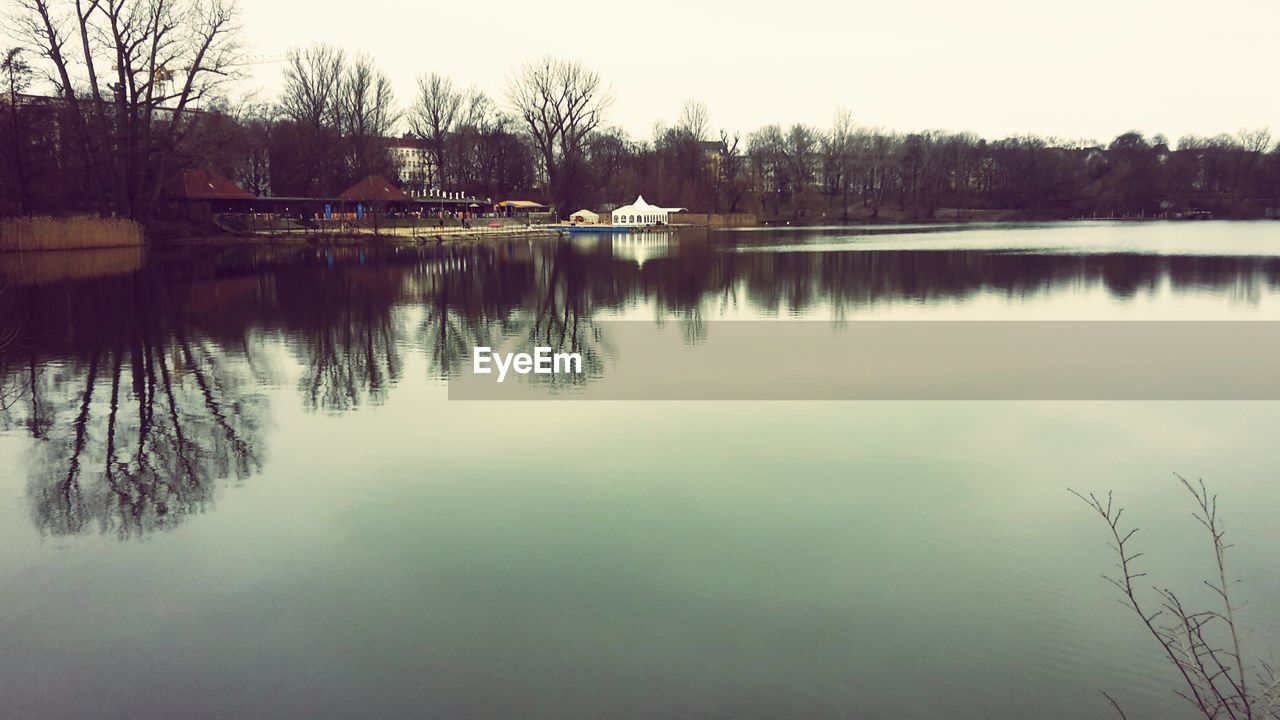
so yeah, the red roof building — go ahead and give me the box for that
[339,176,412,204]
[164,167,254,200]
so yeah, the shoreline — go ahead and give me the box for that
[2,216,1277,255]
[154,225,566,247]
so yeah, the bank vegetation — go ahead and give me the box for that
[0,216,145,252]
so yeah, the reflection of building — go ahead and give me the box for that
[610,195,686,226]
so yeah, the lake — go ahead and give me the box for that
[2,220,1279,719]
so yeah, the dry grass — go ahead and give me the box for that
[0,216,145,252]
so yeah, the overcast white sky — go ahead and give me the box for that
[238,0,1278,143]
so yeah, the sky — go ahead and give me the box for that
[236,0,1279,144]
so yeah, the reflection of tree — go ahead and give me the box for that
[524,240,605,383]
[291,267,403,412]
[4,239,1278,539]
[415,246,530,378]
[24,333,265,538]
[7,273,268,539]
[0,281,19,417]
[297,309,400,412]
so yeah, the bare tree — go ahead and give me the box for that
[856,128,895,219]
[675,98,710,141]
[1234,127,1273,201]
[747,124,786,216]
[716,129,746,213]
[2,48,34,215]
[507,56,612,213]
[784,124,819,219]
[337,52,397,184]
[233,102,275,196]
[823,108,856,220]
[451,86,497,190]
[280,43,343,130]
[15,0,242,218]
[279,43,344,195]
[408,72,462,188]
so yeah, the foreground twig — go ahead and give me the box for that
[1071,477,1276,719]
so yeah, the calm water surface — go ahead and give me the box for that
[2,221,1279,719]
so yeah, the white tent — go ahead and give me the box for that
[610,195,686,226]
[570,209,600,224]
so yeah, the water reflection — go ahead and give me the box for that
[608,231,675,268]
[288,263,404,413]
[2,229,1280,536]
[4,270,265,537]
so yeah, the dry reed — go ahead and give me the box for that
[0,216,145,252]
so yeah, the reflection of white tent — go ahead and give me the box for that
[611,232,672,267]
[610,195,686,226]
[570,208,599,224]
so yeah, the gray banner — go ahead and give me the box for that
[448,321,1280,400]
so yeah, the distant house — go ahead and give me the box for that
[390,136,431,197]
[165,167,253,202]
[338,175,418,218]
[161,166,254,217]
[339,176,414,204]
[610,195,687,226]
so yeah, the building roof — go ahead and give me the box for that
[339,176,413,203]
[164,167,253,200]
[612,195,687,214]
[497,200,549,209]
[389,136,429,150]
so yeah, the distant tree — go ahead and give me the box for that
[449,87,490,190]
[236,104,276,196]
[2,48,33,215]
[337,53,397,185]
[675,99,711,142]
[1095,131,1160,216]
[408,72,462,188]
[822,108,856,220]
[746,125,783,216]
[1234,127,1272,202]
[784,124,819,219]
[716,129,747,214]
[279,43,345,195]
[854,129,896,219]
[281,44,344,131]
[507,56,612,213]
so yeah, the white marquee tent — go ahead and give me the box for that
[570,209,600,224]
[610,195,686,226]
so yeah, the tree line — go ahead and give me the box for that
[3,1,1279,221]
